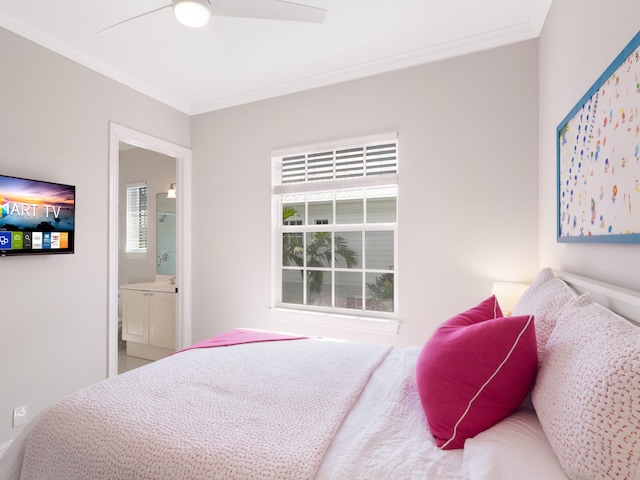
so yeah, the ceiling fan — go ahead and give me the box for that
[98,0,327,33]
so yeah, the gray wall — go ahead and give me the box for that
[190,39,540,347]
[539,0,640,289]
[0,28,189,445]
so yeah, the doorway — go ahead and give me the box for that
[108,123,192,378]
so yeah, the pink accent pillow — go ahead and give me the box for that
[416,296,538,449]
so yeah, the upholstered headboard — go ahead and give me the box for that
[557,271,640,327]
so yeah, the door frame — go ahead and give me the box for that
[108,122,193,377]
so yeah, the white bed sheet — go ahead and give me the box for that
[317,345,464,479]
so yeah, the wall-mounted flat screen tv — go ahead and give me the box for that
[0,174,75,256]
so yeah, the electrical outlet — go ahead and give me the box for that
[13,405,27,428]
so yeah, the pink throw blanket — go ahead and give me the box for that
[177,328,307,353]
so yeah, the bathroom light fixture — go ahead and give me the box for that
[491,282,529,316]
[173,0,211,28]
[167,183,176,198]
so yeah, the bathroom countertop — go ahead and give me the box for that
[120,281,177,293]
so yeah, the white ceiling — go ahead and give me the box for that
[0,0,552,115]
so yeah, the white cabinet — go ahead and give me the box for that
[121,287,176,361]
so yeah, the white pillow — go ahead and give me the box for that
[513,267,577,363]
[532,293,640,480]
[461,409,568,480]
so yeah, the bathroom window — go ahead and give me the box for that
[126,182,148,253]
[272,133,398,317]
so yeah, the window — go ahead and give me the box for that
[273,133,398,317]
[125,182,148,253]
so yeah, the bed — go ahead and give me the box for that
[1,268,639,480]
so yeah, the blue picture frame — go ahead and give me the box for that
[557,31,640,243]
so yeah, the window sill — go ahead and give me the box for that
[270,307,399,335]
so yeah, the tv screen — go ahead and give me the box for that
[0,174,75,256]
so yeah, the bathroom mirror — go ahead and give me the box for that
[156,193,176,275]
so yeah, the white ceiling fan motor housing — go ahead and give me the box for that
[173,0,212,28]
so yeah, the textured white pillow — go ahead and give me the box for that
[532,293,640,480]
[461,409,569,480]
[513,267,577,362]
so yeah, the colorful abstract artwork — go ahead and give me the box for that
[558,31,640,243]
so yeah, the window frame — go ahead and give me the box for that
[125,181,148,254]
[271,133,399,333]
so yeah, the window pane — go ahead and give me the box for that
[365,231,394,270]
[335,231,361,268]
[282,155,306,184]
[365,143,398,176]
[306,232,332,268]
[336,190,363,224]
[282,195,305,225]
[366,272,394,312]
[282,269,304,304]
[335,271,363,310]
[307,151,334,182]
[308,193,333,225]
[367,186,397,223]
[336,147,365,179]
[307,270,331,306]
[282,233,303,267]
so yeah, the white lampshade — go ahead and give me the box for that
[173,0,211,28]
[491,282,529,316]
[167,183,176,198]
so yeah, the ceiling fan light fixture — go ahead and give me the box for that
[173,0,211,28]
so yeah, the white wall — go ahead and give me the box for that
[190,40,540,348]
[0,28,189,445]
[118,148,176,287]
[539,0,640,290]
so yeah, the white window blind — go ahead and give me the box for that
[126,182,148,252]
[281,141,397,186]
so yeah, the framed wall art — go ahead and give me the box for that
[557,31,640,243]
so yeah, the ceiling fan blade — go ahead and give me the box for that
[212,0,327,23]
[95,4,172,34]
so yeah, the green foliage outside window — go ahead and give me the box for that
[282,206,358,301]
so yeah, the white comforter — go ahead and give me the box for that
[17,339,391,480]
[1,340,467,480]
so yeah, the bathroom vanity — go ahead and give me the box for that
[121,280,177,361]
